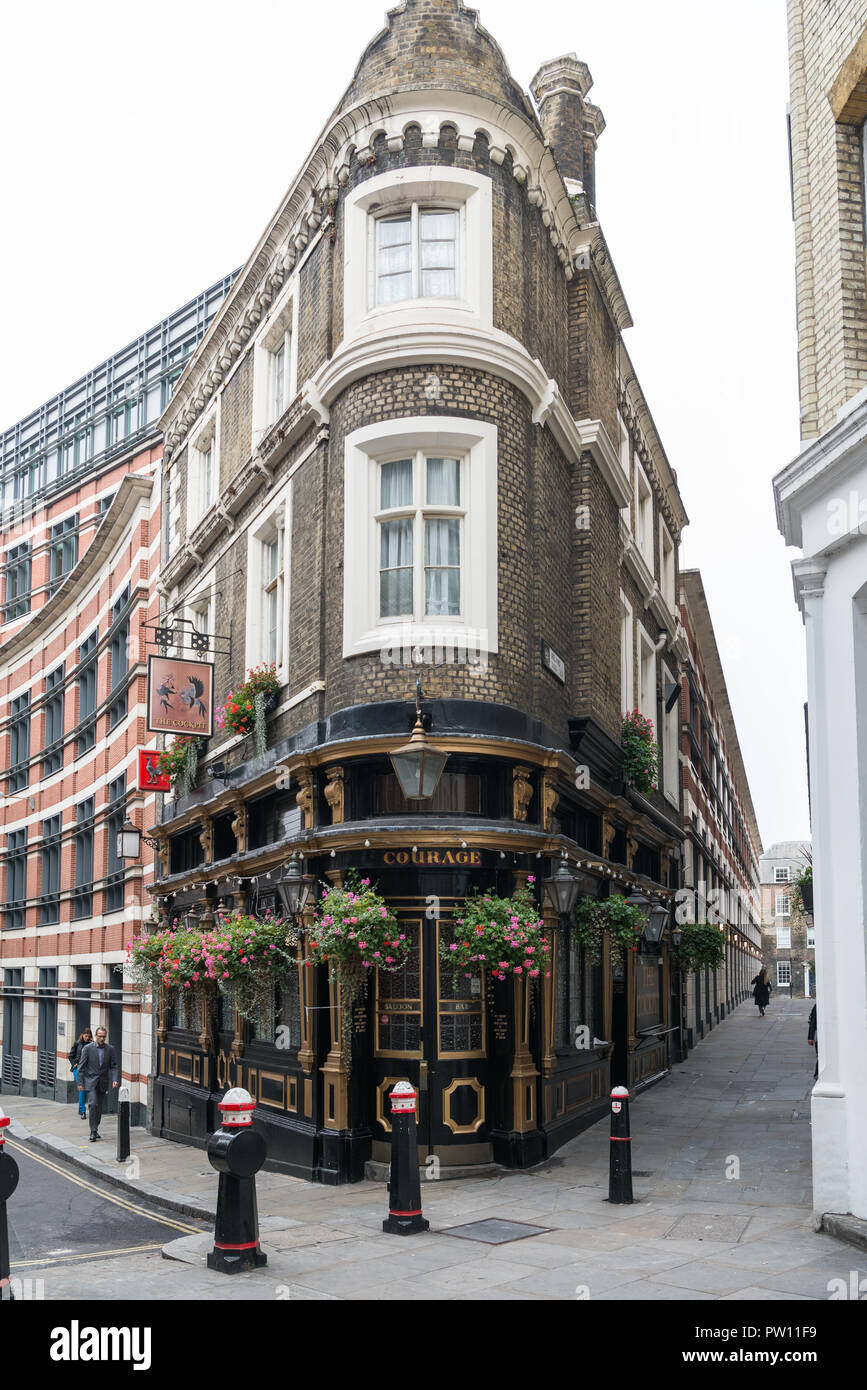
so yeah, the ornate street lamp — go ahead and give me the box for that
[543,859,581,920]
[626,887,669,945]
[277,854,311,922]
[117,818,162,861]
[389,680,448,801]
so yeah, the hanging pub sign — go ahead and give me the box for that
[146,655,214,737]
[138,749,171,792]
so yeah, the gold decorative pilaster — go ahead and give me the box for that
[297,909,315,1075]
[320,867,348,1128]
[231,1009,245,1061]
[510,975,539,1131]
[323,765,345,824]
[512,765,533,822]
[157,983,168,1044]
[540,901,558,1078]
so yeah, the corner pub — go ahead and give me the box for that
[145,0,689,1183]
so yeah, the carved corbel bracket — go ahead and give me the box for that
[513,765,534,823]
[296,768,315,830]
[323,765,345,824]
[542,773,560,832]
[230,798,248,855]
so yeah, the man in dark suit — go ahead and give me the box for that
[76,1026,119,1141]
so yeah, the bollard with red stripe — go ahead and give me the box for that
[608,1085,633,1204]
[382,1081,430,1236]
[0,1107,20,1301]
[206,1088,268,1274]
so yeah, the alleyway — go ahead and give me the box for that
[6,995,863,1300]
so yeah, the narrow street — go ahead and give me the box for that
[4,996,863,1300]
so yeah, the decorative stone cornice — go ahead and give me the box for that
[574,225,632,332]
[617,371,689,537]
[312,321,632,511]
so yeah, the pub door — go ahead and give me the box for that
[371,898,491,1170]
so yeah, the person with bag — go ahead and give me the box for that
[752,966,772,1017]
[67,1027,92,1119]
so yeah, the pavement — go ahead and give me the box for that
[6,995,867,1300]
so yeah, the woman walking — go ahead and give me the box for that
[68,1027,92,1118]
[752,967,772,1018]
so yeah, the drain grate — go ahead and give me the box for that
[666,1213,752,1242]
[441,1218,552,1245]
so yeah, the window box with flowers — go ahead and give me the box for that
[156,735,207,798]
[215,663,281,755]
[621,709,660,796]
[440,878,551,1001]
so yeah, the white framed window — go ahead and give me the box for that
[776,924,791,949]
[634,461,653,571]
[637,624,656,725]
[620,592,634,713]
[374,206,459,305]
[659,517,676,613]
[775,893,791,917]
[188,587,214,655]
[245,494,290,683]
[343,416,497,660]
[617,411,631,477]
[807,927,816,948]
[187,406,219,532]
[775,866,791,883]
[376,453,464,620]
[661,660,679,805]
[253,281,298,442]
[343,167,493,340]
[776,960,792,987]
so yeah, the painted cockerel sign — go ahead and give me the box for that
[146,656,214,737]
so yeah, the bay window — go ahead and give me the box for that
[343,416,497,660]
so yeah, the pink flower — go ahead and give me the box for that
[527,875,536,883]
[361,878,370,886]
[449,943,458,952]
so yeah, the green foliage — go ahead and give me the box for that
[674,923,726,974]
[621,709,660,796]
[573,893,647,967]
[156,735,206,794]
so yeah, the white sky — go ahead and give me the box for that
[0,0,806,850]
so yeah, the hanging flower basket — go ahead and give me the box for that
[573,893,648,968]
[672,923,726,974]
[621,709,659,796]
[308,872,408,1073]
[126,910,299,1030]
[441,879,551,1001]
[793,866,813,914]
[216,663,281,755]
[156,735,206,797]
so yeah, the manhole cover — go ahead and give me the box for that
[666,1213,751,1242]
[441,1218,551,1244]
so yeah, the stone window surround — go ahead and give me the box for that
[343,415,497,661]
[661,656,679,809]
[187,401,220,537]
[634,456,654,575]
[343,166,493,344]
[620,590,633,714]
[243,479,292,686]
[637,621,656,727]
[252,276,299,446]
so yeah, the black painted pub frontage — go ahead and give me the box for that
[149,701,681,1183]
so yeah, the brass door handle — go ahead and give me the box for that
[418,1060,429,1091]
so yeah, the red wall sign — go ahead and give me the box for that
[138,749,171,792]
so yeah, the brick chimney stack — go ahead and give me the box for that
[531,54,605,210]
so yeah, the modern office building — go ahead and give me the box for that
[0,274,237,1121]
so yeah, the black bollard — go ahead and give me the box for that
[0,1108,21,1302]
[116,1085,131,1165]
[382,1081,429,1235]
[206,1088,267,1274]
[608,1084,633,1204]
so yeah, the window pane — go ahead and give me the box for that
[420,210,456,297]
[380,459,413,509]
[425,518,460,616]
[426,457,460,505]
[380,517,413,617]
[376,216,412,304]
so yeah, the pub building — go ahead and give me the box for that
[143,0,690,1182]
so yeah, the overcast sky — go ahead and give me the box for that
[0,0,806,851]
